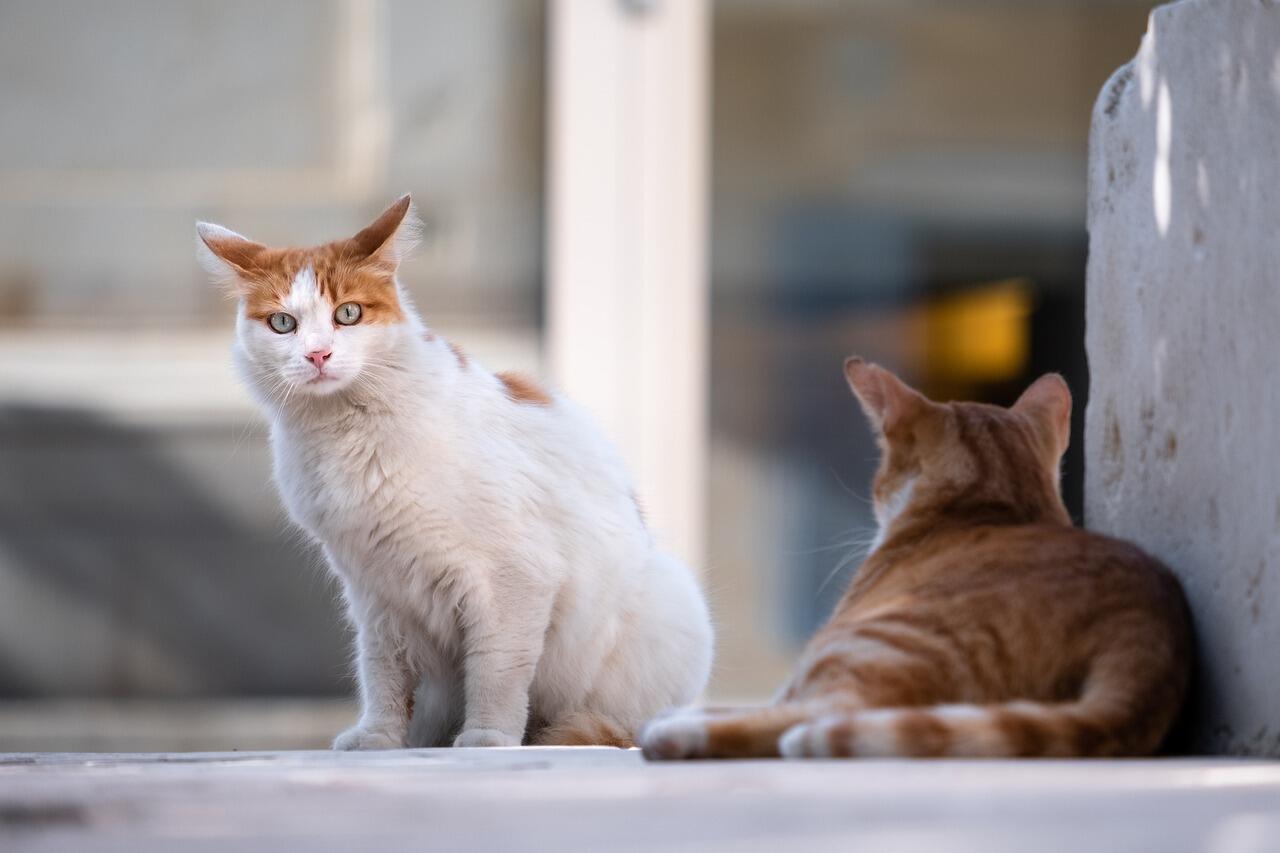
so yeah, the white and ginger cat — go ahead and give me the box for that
[640,360,1191,759]
[197,196,713,749]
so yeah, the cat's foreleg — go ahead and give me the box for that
[333,585,416,750]
[454,582,552,748]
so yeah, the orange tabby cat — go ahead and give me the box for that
[640,358,1192,759]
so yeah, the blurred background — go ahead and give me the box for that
[0,0,1151,750]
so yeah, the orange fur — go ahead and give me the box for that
[447,340,469,369]
[497,371,552,406]
[199,197,410,325]
[533,711,634,748]
[643,359,1192,760]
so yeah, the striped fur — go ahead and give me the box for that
[641,359,1192,760]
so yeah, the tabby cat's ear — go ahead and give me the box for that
[1013,373,1072,456]
[196,223,269,294]
[343,194,420,273]
[843,357,926,434]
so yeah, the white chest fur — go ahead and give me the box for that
[256,339,711,748]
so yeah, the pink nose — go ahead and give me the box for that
[305,349,332,369]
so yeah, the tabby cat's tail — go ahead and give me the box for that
[779,653,1182,758]
[641,675,1178,759]
[776,698,1148,759]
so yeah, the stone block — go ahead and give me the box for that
[1085,0,1280,756]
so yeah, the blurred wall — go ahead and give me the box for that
[0,0,544,329]
[0,0,545,698]
[0,0,1168,710]
[704,0,1155,700]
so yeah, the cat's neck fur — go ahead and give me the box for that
[896,486,1070,541]
[852,466,1072,605]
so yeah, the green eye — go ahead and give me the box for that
[335,302,362,326]
[267,312,296,334]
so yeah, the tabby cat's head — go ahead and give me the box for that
[196,195,419,399]
[843,358,1073,542]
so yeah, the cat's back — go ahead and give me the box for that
[807,522,1190,703]
[861,522,1188,631]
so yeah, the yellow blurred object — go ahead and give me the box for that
[923,279,1032,385]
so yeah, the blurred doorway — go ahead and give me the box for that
[704,0,1154,701]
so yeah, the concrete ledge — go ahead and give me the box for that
[2,749,1279,851]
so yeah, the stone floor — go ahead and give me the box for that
[2,748,1279,852]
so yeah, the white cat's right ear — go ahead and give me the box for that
[844,357,926,434]
[345,194,421,273]
[196,222,267,293]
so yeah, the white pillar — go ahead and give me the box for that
[546,0,710,568]
[1085,0,1280,756]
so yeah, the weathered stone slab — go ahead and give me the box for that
[1,749,1279,851]
[1085,0,1280,756]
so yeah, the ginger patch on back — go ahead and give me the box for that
[497,371,552,406]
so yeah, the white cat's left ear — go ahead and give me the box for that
[1013,373,1072,456]
[346,194,420,271]
[196,222,268,294]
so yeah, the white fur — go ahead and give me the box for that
[777,710,897,759]
[637,708,710,760]
[777,721,819,758]
[933,704,989,721]
[869,477,916,553]
[779,715,845,759]
[844,708,901,757]
[211,228,714,749]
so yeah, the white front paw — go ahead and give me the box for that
[453,728,521,748]
[332,725,404,751]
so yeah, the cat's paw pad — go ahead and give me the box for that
[332,726,404,751]
[453,728,520,748]
[778,719,838,759]
[638,711,708,760]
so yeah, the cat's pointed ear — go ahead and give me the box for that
[844,357,926,433]
[344,194,420,272]
[1013,373,1072,456]
[196,222,268,294]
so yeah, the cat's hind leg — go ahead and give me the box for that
[531,710,634,748]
